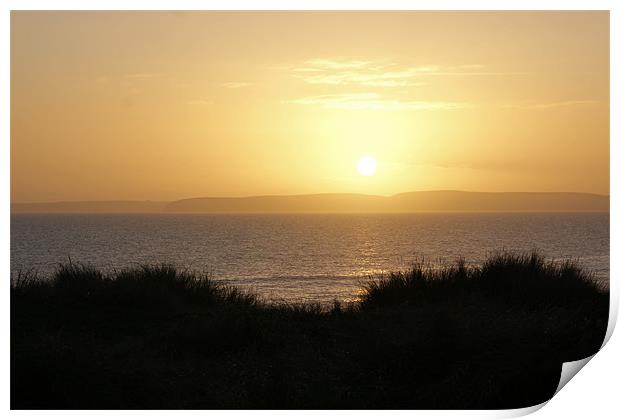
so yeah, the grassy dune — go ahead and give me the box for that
[11,253,608,409]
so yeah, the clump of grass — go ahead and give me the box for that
[11,252,608,409]
[360,252,603,308]
[11,269,43,290]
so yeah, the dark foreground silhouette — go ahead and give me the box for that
[11,253,608,409]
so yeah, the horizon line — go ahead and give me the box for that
[11,190,611,205]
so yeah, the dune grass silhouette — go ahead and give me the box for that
[11,252,608,409]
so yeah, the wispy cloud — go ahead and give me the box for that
[289,59,524,89]
[187,99,214,105]
[219,82,252,89]
[290,67,323,73]
[285,93,469,111]
[305,59,372,70]
[298,70,429,87]
[526,100,599,109]
[412,158,580,173]
[292,60,436,87]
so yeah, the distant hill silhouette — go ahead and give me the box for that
[11,191,609,213]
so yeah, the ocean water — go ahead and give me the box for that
[10,213,609,303]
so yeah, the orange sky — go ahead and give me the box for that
[11,11,609,202]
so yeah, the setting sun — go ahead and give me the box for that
[357,156,377,176]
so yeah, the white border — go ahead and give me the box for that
[3,1,617,419]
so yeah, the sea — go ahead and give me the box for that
[10,213,609,303]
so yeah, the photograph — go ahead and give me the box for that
[9,10,610,410]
